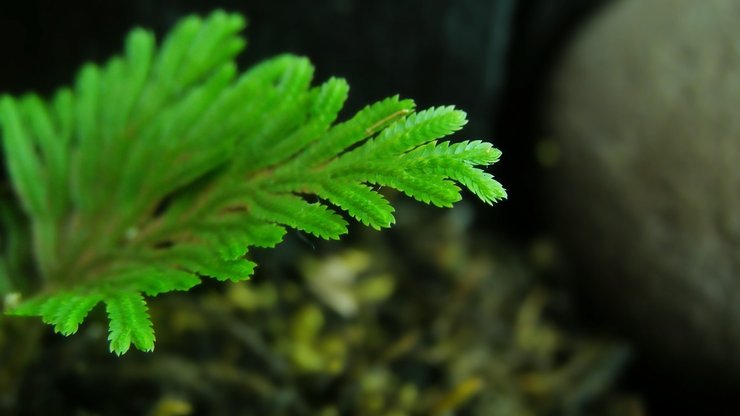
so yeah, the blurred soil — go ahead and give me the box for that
[1,200,640,415]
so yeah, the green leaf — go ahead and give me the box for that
[166,245,257,282]
[106,267,202,296]
[49,294,103,336]
[0,97,48,218]
[197,216,287,251]
[376,173,462,208]
[401,140,507,204]
[249,76,349,170]
[247,191,348,239]
[106,291,155,355]
[282,95,415,170]
[0,10,505,355]
[7,291,101,336]
[317,181,395,230]
[445,164,507,205]
[352,105,467,157]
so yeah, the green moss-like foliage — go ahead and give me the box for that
[0,11,505,354]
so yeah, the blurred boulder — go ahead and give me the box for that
[546,0,740,385]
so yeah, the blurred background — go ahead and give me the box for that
[1,0,738,414]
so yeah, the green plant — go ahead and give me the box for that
[0,11,505,354]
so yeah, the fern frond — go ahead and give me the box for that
[282,95,415,170]
[377,174,463,208]
[247,191,348,239]
[361,105,468,155]
[0,98,47,218]
[107,267,201,296]
[105,291,155,355]
[252,76,349,170]
[0,10,505,354]
[42,292,102,336]
[316,182,395,230]
[198,216,287,252]
[400,140,507,204]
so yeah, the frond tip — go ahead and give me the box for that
[106,292,155,355]
[0,10,505,354]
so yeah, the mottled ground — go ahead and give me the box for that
[1,200,639,415]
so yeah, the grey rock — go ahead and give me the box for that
[546,0,740,384]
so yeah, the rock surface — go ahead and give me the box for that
[546,0,740,384]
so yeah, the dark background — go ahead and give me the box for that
[5,1,717,414]
[0,0,606,239]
